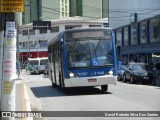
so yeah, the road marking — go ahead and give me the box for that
[22,81,27,120]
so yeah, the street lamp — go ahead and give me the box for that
[37,41,39,58]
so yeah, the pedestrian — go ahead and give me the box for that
[155,60,160,70]
[16,62,18,74]
[151,64,157,86]
[20,62,22,73]
[155,60,160,86]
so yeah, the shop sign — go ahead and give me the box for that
[39,40,47,47]
[4,81,12,94]
[0,0,24,12]
[5,22,16,47]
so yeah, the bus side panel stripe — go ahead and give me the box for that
[112,31,118,76]
[62,32,70,79]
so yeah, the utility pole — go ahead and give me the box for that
[1,12,16,120]
[0,12,5,111]
[0,0,24,119]
[15,13,20,78]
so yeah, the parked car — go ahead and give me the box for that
[123,62,154,84]
[118,65,126,81]
[29,65,47,75]
[30,65,39,75]
[27,58,48,75]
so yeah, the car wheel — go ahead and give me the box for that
[101,85,108,92]
[123,75,127,83]
[130,76,134,84]
[143,81,146,85]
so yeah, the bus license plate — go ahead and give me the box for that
[88,78,97,82]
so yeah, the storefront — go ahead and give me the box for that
[114,15,160,65]
[20,51,48,62]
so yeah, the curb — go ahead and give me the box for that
[18,71,46,120]
[25,82,46,120]
[15,80,33,120]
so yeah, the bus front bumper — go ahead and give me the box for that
[64,75,117,87]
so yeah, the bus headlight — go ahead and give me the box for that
[108,69,113,75]
[69,72,76,78]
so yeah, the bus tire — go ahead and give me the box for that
[59,72,62,87]
[52,82,56,88]
[51,71,56,88]
[101,85,108,92]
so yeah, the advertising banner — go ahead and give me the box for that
[5,21,16,47]
[0,0,24,12]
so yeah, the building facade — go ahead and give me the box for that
[22,0,70,24]
[70,0,108,18]
[22,0,108,25]
[114,15,160,64]
[41,0,70,20]
[18,16,108,62]
[109,0,160,29]
[108,0,160,64]
[22,0,42,25]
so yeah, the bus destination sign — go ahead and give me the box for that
[0,0,24,12]
[72,31,104,39]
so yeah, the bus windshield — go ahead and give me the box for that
[66,38,113,68]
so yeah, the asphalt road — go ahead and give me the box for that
[23,72,160,120]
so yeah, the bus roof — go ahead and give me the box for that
[48,27,112,46]
[64,27,112,32]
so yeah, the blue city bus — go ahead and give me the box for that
[48,28,117,92]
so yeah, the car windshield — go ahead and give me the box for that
[28,60,39,66]
[66,38,113,68]
[40,59,48,65]
[132,64,152,71]
[120,65,126,70]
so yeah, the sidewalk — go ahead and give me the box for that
[14,70,43,120]
[15,70,32,120]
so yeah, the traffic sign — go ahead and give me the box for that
[0,0,24,12]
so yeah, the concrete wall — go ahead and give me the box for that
[23,0,30,24]
[102,0,109,18]
[42,0,60,20]
[42,0,70,20]
[83,0,102,18]
[109,0,160,29]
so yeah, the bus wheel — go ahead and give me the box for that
[52,81,56,88]
[51,71,56,88]
[101,85,108,92]
[59,72,62,87]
